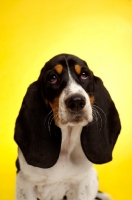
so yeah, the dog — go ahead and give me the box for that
[14,54,121,200]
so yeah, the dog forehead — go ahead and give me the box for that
[44,54,87,69]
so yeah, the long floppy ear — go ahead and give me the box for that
[14,79,62,168]
[81,76,121,164]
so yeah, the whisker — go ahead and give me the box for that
[96,110,102,132]
[48,113,59,135]
[92,107,103,132]
[44,110,54,128]
[92,104,107,122]
[44,107,59,128]
[50,114,58,127]
[92,108,98,122]
[48,113,54,134]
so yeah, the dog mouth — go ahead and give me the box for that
[61,112,88,125]
[71,114,84,122]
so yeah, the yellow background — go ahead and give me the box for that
[0,0,132,199]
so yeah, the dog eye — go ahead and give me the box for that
[80,71,88,80]
[49,74,58,84]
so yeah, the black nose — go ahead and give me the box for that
[65,95,86,112]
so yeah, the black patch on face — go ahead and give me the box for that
[40,54,94,103]
[41,57,69,102]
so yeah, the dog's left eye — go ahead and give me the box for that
[80,71,88,80]
[49,74,58,84]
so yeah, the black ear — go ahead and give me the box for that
[81,76,121,164]
[14,80,62,168]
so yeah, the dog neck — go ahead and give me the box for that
[60,125,83,158]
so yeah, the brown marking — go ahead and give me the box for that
[44,98,49,106]
[74,64,81,75]
[54,64,63,74]
[89,95,95,105]
[49,98,59,125]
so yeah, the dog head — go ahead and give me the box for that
[14,54,121,168]
[39,54,95,128]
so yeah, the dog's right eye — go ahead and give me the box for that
[49,74,58,84]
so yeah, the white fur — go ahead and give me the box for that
[15,69,111,200]
[15,125,98,200]
[58,69,93,128]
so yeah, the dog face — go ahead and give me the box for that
[14,53,121,168]
[41,54,94,128]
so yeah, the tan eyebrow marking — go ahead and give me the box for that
[74,64,82,75]
[54,64,63,74]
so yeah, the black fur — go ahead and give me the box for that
[81,76,121,164]
[14,53,121,168]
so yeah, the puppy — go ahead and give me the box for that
[14,54,121,200]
